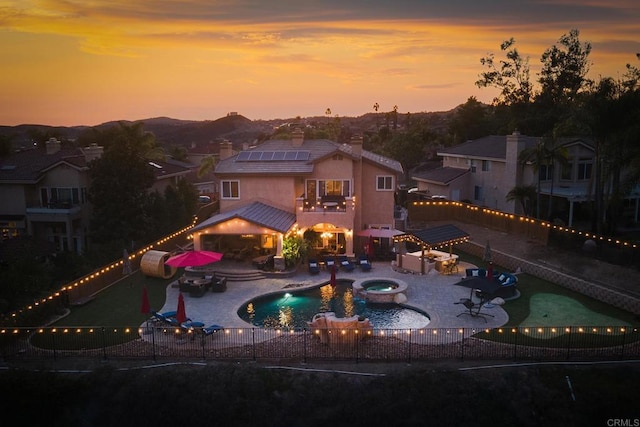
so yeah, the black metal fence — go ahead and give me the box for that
[2,325,638,364]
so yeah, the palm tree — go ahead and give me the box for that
[518,140,547,219]
[506,184,537,216]
[518,136,568,220]
[542,136,569,220]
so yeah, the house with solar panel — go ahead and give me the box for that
[190,128,404,266]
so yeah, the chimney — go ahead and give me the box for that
[219,139,233,160]
[291,128,304,147]
[45,137,61,155]
[350,135,363,156]
[505,130,526,212]
[82,143,104,163]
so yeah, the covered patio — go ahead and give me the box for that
[393,224,470,274]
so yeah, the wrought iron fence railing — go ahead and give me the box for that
[2,325,638,364]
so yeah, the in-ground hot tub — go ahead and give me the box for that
[352,277,408,304]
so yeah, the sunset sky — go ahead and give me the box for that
[1,1,639,126]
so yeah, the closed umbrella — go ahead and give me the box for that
[140,286,150,314]
[483,241,492,263]
[330,264,337,287]
[176,293,187,324]
[367,235,375,257]
[165,250,223,267]
[123,249,133,275]
[487,262,494,280]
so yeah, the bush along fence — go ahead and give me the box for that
[2,325,639,364]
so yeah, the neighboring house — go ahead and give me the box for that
[0,138,192,253]
[413,131,640,226]
[190,129,404,261]
[0,138,99,253]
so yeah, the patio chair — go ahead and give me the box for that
[202,324,224,336]
[324,256,336,270]
[358,255,372,272]
[338,255,355,272]
[150,310,177,324]
[210,276,227,293]
[308,259,320,275]
[454,298,494,322]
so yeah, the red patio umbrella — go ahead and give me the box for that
[330,264,337,287]
[165,250,223,267]
[176,293,187,324]
[140,286,150,314]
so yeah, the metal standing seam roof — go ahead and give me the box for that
[192,201,297,234]
[215,138,403,175]
[394,224,470,248]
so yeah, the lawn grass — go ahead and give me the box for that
[456,252,638,327]
[53,270,176,327]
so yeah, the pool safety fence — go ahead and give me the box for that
[2,325,639,364]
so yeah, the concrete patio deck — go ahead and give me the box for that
[154,258,509,331]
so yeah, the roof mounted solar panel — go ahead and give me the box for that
[248,151,262,160]
[272,151,286,160]
[236,151,251,161]
[296,151,310,160]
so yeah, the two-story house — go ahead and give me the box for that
[412,131,640,227]
[0,137,192,254]
[190,129,404,261]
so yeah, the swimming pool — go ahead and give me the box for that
[238,280,430,329]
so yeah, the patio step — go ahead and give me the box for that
[211,269,266,282]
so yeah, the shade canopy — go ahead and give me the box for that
[165,250,223,267]
[356,228,404,239]
[394,224,469,250]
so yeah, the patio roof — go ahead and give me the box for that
[394,224,470,250]
[192,201,296,234]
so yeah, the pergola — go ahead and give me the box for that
[393,224,470,274]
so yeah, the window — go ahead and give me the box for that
[577,159,592,180]
[317,180,351,197]
[474,185,484,201]
[470,160,477,173]
[376,176,393,191]
[221,180,240,199]
[481,160,491,172]
[539,164,554,181]
[561,162,573,180]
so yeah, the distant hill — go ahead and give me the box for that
[0,109,458,151]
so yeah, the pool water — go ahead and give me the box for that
[238,281,430,329]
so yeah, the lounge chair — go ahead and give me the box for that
[202,324,224,336]
[324,256,336,270]
[150,310,177,324]
[338,255,355,272]
[308,259,320,274]
[358,255,372,271]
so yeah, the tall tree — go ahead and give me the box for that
[87,123,157,250]
[476,37,534,132]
